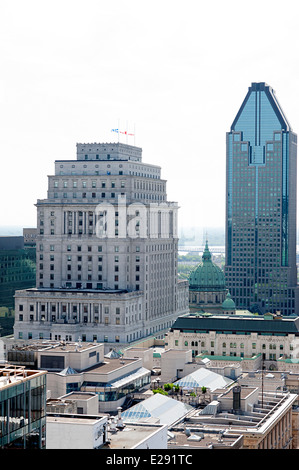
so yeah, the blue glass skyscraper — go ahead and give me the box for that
[225,82,298,315]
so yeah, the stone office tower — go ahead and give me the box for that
[14,142,189,348]
[225,82,299,315]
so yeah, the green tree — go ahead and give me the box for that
[163,383,174,391]
[153,388,168,396]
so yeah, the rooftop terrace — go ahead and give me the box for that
[0,365,46,390]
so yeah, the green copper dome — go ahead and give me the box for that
[189,241,226,291]
[222,292,236,310]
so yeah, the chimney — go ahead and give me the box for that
[116,406,125,429]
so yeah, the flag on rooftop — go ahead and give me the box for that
[120,130,134,136]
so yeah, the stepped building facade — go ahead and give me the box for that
[13,142,189,349]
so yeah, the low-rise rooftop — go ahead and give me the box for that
[171,313,299,335]
[182,390,297,432]
[8,340,100,353]
[168,428,243,449]
[83,357,139,374]
[104,422,167,449]
[47,413,107,425]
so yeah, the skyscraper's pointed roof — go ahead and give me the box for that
[231,82,291,132]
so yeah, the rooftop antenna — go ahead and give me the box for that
[116,407,125,429]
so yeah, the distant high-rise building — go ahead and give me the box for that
[13,142,189,348]
[225,82,299,315]
[0,237,36,310]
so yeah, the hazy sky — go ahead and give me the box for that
[1,0,299,232]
